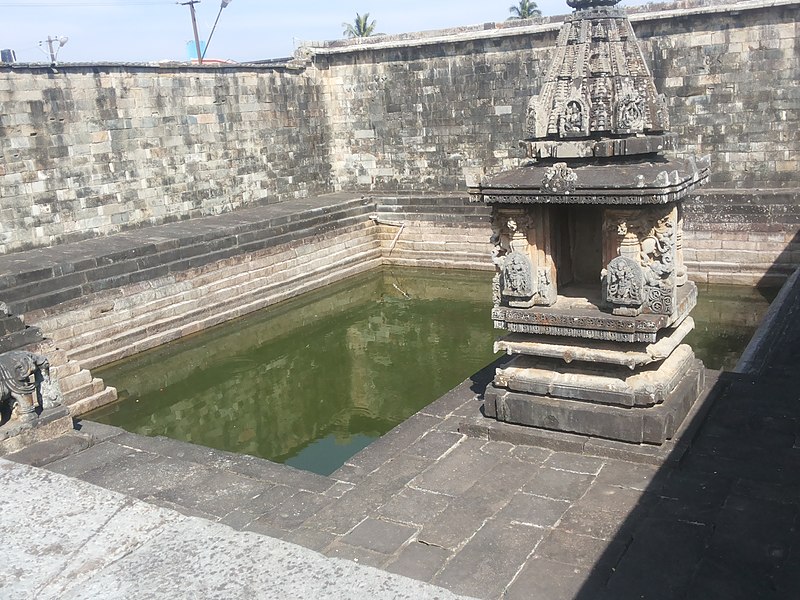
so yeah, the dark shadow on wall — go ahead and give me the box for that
[758,229,800,296]
[572,268,800,600]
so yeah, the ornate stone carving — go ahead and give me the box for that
[492,273,502,307]
[559,99,589,138]
[645,285,674,315]
[491,211,537,308]
[525,96,539,136]
[502,252,534,300]
[0,351,63,424]
[604,207,677,315]
[537,268,557,305]
[470,0,706,446]
[605,256,644,306]
[542,163,577,194]
[616,91,645,133]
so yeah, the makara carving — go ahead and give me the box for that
[0,351,63,424]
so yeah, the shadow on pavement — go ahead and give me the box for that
[573,268,800,600]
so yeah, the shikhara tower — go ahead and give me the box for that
[470,0,710,445]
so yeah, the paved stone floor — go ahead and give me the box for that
[0,458,474,600]
[9,337,800,599]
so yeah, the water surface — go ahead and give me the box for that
[89,270,775,475]
[90,268,498,475]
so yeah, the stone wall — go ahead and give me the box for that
[0,0,797,257]
[0,63,331,254]
[311,0,799,193]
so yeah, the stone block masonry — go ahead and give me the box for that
[310,0,800,193]
[0,190,792,419]
[0,63,332,254]
[0,0,797,256]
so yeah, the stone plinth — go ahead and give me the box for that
[0,406,73,456]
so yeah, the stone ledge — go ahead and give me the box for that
[461,368,724,465]
[303,0,799,56]
[0,194,372,315]
[0,406,74,456]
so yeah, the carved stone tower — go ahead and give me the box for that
[469,0,710,445]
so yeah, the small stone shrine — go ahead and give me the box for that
[469,0,710,445]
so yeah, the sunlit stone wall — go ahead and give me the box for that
[0,0,796,261]
[311,0,798,192]
[0,64,331,253]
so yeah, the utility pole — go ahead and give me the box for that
[40,35,68,64]
[45,36,57,63]
[202,0,233,60]
[181,0,203,65]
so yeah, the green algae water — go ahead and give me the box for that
[88,268,498,475]
[686,283,777,372]
[88,269,774,475]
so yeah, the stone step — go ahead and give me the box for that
[4,432,92,467]
[0,326,45,353]
[2,198,370,296]
[58,246,378,356]
[78,254,382,369]
[4,202,371,316]
[56,368,93,394]
[29,221,376,341]
[63,377,108,406]
[0,315,25,336]
[62,242,380,363]
[51,359,82,381]
[48,225,376,344]
[67,386,119,417]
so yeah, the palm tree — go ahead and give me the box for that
[508,0,542,20]
[342,13,377,38]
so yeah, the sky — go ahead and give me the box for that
[0,0,651,64]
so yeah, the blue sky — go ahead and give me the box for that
[0,0,650,64]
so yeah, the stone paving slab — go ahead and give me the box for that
[6,309,800,599]
[0,458,476,600]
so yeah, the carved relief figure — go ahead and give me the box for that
[525,97,538,136]
[503,252,534,298]
[0,351,62,424]
[617,91,645,132]
[640,215,675,285]
[605,207,678,315]
[536,267,557,305]
[605,256,643,306]
[542,162,578,194]
[560,99,588,137]
[564,101,583,132]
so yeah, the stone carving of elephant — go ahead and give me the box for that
[0,351,62,424]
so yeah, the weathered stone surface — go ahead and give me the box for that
[434,519,545,599]
[386,541,452,582]
[487,369,696,444]
[341,518,418,555]
[494,345,698,408]
[6,302,800,600]
[0,405,73,455]
[2,459,476,600]
[0,0,795,261]
[521,466,596,501]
